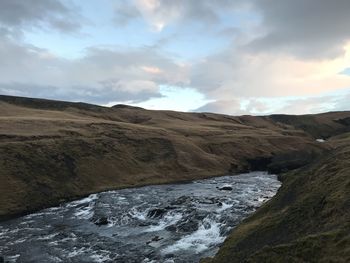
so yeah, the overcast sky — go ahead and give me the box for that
[0,0,350,115]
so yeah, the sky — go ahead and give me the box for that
[0,0,350,115]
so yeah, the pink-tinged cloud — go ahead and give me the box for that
[191,43,350,101]
[141,66,162,74]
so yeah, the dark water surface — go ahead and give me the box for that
[0,172,281,263]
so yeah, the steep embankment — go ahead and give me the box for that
[204,135,350,262]
[1,95,349,223]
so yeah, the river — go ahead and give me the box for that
[0,171,280,263]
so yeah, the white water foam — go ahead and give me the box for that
[73,205,95,220]
[216,202,233,212]
[5,254,20,263]
[37,232,60,240]
[144,212,183,232]
[142,259,157,263]
[72,194,98,220]
[89,251,112,262]
[48,255,63,262]
[129,207,147,221]
[68,194,98,208]
[67,247,88,258]
[7,237,27,246]
[162,218,224,254]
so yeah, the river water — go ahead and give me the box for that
[0,171,280,263]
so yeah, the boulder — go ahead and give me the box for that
[93,216,109,226]
[147,208,167,218]
[219,186,233,191]
[176,220,198,233]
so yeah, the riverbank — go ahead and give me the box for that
[203,135,350,262]
[0,172,280,262]
[3,95,345,221]
[1,95,350,261]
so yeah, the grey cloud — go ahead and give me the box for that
[187,1,350,114]
[0,82,161,104]
[114,1,141,26]
[114,0,248,29]
[245,99,269,113]
[111,1,350,113]
[117,0,350,59]
[0,35,187,104]
[1,0,349,113]
[193,94,350,116]
[190,51,241,94]
[194,98,276,115]
[189,44,350,103]
[247,0,350,59]
[162,0,248,22]
[74,46,189,87]
[0,0,81,33]
[276,96,336,115]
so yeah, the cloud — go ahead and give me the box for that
[0,0,81,34]
[269,92,350,115]
[190,50,350,114]
[116,1,350,61]
[0,82,161,104]
[191,45,350,100]
[194,94,346,116]
[115,0,248,31]
[113,0,141,26]
[247,0,350,59]
[187,1,350,115]
[0,36,189,104]
[1,0,350,115]
[141,66,162,74]
[111,0,350,114]
[195,99,245,115]
[275,96,336,115]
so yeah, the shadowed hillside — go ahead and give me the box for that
[269,113,350,138]
[203,135,350,262]
[0,95,350,228]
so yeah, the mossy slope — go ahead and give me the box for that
[204,137,350,262]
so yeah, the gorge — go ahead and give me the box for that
[0,95,349,262]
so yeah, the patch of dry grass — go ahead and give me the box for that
[0,95,348,225]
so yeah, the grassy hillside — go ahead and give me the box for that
[0,95,349,228]
[203,135,350,263]
[269,113,350,138]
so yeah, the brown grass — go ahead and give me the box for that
[0,95,348,225]
[203,137,350,262]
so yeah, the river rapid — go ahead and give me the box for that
[0,171,281,263]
